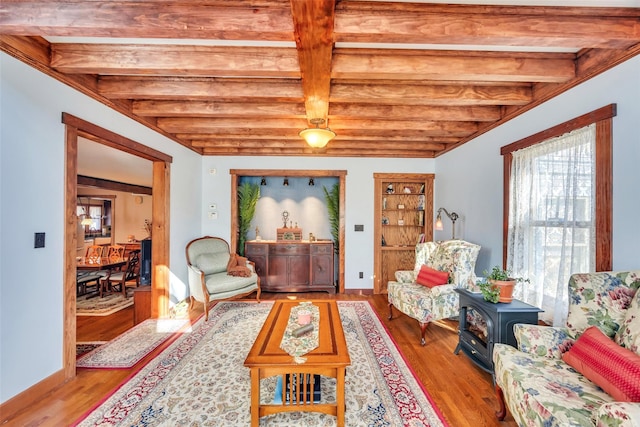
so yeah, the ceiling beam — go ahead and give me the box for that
[329,104,501,122]
[330,82,532,106]
[335,2,640,49]
[132,100,306,118]
[51,44,300,77]
[290,0,336,124]
[332,49,576,82]
[200,146,437,158]
[98,77,304,102]
[0,1,294,41]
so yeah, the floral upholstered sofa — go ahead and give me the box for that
[388,239,480,345]
[493,270,640,427]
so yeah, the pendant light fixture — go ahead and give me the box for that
[299,118,336,149]
[80,197,93,226]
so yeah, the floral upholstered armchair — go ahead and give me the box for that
[493,270,640,427]
[387,239,480,345]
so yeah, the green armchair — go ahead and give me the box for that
[186,236,260,320]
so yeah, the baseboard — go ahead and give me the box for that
[0,369,65,423]
[343,288,374,295]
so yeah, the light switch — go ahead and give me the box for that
[208,212,218,220]
[34,232,45,248]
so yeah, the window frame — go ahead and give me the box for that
[500,104,615,272]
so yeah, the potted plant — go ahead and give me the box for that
[478,266,529,303]
[237,181,260,256]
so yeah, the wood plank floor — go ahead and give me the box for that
[2,292,518,426]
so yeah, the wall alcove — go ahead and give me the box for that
[230,169,347,293]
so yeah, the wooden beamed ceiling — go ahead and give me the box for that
[1,1,639,158]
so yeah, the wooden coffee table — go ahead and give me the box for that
[244,300,350,426]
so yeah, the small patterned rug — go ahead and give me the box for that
[76,293,134,316]
[76,318,191,369]
[76,342,106,357]
[74,301,448,426]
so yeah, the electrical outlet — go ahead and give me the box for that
[208,211,218,220]
[359,272,363,279]
[209,168,217,175]
[209,203,217,210]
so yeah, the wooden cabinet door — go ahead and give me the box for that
[268,255,289,287]
[245,243,267,285]
[311,243,334,289]
[288,255,310,286]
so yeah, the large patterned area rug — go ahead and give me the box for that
[74,301,449,426]
[76,293,134,316]
[77,318,191,369]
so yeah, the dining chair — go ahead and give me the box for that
[100,249,140,297]
[85,245,103,262]
[106,245,125,261]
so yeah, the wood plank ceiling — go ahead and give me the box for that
[2,1,640,158]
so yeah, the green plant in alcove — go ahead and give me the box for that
[323,183,340,254]
[237,182,260,256]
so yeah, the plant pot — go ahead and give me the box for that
[489,279,516,303]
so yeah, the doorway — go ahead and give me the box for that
[63,113,172,381]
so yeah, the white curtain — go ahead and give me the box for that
[507,124,595,326]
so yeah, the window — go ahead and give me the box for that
[501,105,614,325]
[77,196,113,238]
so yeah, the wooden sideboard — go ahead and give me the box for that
[245,241,335,293]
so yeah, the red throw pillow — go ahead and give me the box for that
[562,326,640,402]
[416,265,449,288]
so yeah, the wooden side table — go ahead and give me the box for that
[133,285,151,324]
[454,288,542,374]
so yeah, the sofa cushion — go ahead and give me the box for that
[616,289,640,354]
[195,252,229,276]
[566,271,640,339]
[416,265,449,288]
[387,281,459,324]
[493,342,613,427]
[204,271,257,295]
[562,326,640,402]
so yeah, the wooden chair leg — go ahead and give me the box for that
[495,384,507,420]
[203,296,210,321]
[419,321,429,346]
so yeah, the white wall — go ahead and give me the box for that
[0,53,202,403]
[435,55,640,274]
[199,157,435,288]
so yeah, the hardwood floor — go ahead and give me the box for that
[2,293,518,426]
